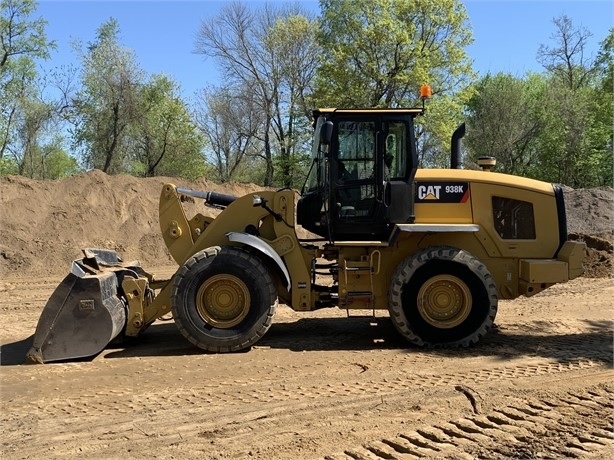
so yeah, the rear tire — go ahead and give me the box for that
[171,246,277,352]
[388,246,497,347]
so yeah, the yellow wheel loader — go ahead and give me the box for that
[27,98,586,363]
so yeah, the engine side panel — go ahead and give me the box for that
[337,170,571,307]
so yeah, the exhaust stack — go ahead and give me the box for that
[451,122,466,169]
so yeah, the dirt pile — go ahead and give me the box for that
[0,171,611,277]
[565,186,613,277]
[0,170,262,276]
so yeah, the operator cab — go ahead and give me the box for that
[297,108,424,241]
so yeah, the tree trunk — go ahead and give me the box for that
[263,126,273,186]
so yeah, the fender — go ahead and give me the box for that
[226,232,291,291]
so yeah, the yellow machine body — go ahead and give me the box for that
[27,107,586,363]
[140,168,582,323]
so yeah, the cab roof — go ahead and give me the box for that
[313,107,425,118]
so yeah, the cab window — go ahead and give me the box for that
[384,121,408,180]
[335,121,376,217]
[305,116,326,191]
[337,120,376,181]
[492,196,536,239]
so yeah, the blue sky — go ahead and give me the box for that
[35,0,613,100]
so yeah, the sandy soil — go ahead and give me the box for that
[1,172,612,459]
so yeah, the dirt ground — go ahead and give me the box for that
[1,171,612,459]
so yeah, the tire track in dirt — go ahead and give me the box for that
[3,359,611,459]
[5,354,609,421]
[324,385,614,460]
[2,277,612,459]
[4,313,611,416]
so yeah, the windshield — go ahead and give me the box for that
[303,116,326,193]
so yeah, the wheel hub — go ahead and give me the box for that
[417,274,472,328]
[196,274,250,328]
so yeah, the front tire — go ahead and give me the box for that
[388,246,498,347]
[171,246,277,352]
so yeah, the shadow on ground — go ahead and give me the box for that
[0,335,34,366]
[2,317,612,366]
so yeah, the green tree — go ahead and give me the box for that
[266,12,319,187]
[72,19,207,179]
[466,20,612,188]
[0,0,54,164]
[131,74,206,179]
[40,135,79,179]
[535,17,612,187]
[14,97,52,176]
[596,28,613,91]
[464,73,547,176]
[193,84,262,183]
[593,29,614,186]
[315,0,476,166]
[0,0,51,68]
[71,18,143,173]
[0,156,18,175]
[194,2,319,186]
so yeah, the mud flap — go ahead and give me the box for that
[26,259,128,364]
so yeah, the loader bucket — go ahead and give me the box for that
[26,259,128,364]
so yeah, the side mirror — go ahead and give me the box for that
[320,121,333,146]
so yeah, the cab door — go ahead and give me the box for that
[330,115,414,240]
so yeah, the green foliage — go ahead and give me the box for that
[0,156,18,175]
[530,17,612,187]
[2,2,609,191]
[315,0,476,166]
[227,156,268,185]
[465,23,613,188]
[466,72,612,187]
[594,29,614,186]
[0,0,53,68]
[194,3,319,187]
[14,97,52,176]
[315,0,474,106]
[267,12,320,187]
[595,28,613,92]
[535,82,612,187]
[1,0,54,164]
[131,74,206,179]
[43,141,79,179]
[71,18,143,173]
[272,147,311,189]
[465,73,547,176]
[71,20,206,180]
[417,86,475,168]
[14,132,79,180]
[533,21,612,187]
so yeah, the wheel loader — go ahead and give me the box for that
[27,90,586,363]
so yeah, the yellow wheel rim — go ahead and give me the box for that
[417,274,472,329]
[196,274,250,328]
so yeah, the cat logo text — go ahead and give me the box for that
[415,182,470,204]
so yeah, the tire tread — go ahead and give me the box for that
[171,246,277,353]
[389,246,498,347]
